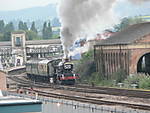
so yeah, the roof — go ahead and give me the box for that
[0,39,61,47]
[26,58,62,65]
[12,31,26,34]
[26,39,61,45]
[97,22,150,45]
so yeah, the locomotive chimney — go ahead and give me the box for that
[64,54,69,62]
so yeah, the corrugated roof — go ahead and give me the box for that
[97,22,150,45]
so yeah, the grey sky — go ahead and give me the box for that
[0,0,149,18]
[0,0,60,11]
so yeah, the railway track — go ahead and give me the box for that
[21,87,150,111]
[8,75,150,99]
[8,74,150,111]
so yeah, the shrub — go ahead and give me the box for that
[123,73,150,89]
[75,50,96,83]
[112,69,127,83]
[139,75,150,89]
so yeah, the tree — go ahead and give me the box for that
[18,21,24,30]
[23,22,28,30]
[18,21,28,30]
[3,32,11,41]
[114,17,144,32]
[5,22,14,32]
[3,22,14,41]
[42,21,53,39]
[42,22,47,39]
[0,20,4,33]
[47,22,52,37]
[30,21,37,33]
[26,30,41,40]
[75,51,96,83]
[0,33,4,41]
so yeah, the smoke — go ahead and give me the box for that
[58,0,149,57]
[59,0,117,57]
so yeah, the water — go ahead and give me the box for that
[0,104,41,113]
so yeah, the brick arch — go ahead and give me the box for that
[130,49,150,74]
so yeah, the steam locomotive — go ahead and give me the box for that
[26,58,78,85]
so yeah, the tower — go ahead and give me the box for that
[11,31,26,66]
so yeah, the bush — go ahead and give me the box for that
[123,73,150,89]
[139,75,150,89]
[74,50,96,83]
[112,69,127,83]
[89,72,102,84]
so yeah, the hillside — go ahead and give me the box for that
[0,4,58,21]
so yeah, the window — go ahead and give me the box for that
[15,37,21,47]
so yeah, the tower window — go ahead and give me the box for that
[15,37,21,47]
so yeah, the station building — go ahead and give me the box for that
[94,22,150,78]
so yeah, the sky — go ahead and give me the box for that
[114,0,150,18]
[0,0,149,17]
[0,0,61,11]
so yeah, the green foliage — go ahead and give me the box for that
[98,79,115,87]
[114,17,145,32]
[75,50,96,83]
[3,22,14,41]
[18,21,28,30]
[42,21,53,39]
[82,50,93,60]
[123,74,150,89]
[42,22,47,39]
[52,34,60,39]
[3,32,11,41]
[0,20,57,41]
[0,20,4,33]
[0,33,4,41]
[139,76,150,89]
[4,22,14,32]
[23,22,28,30]
[88,72,102,84]
[47,22,53,37]
[26,30,41,40]
[86,72,115,87]
[30,21,37,33]
[112,69,126,83]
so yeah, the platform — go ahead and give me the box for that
[0,90,42,113]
